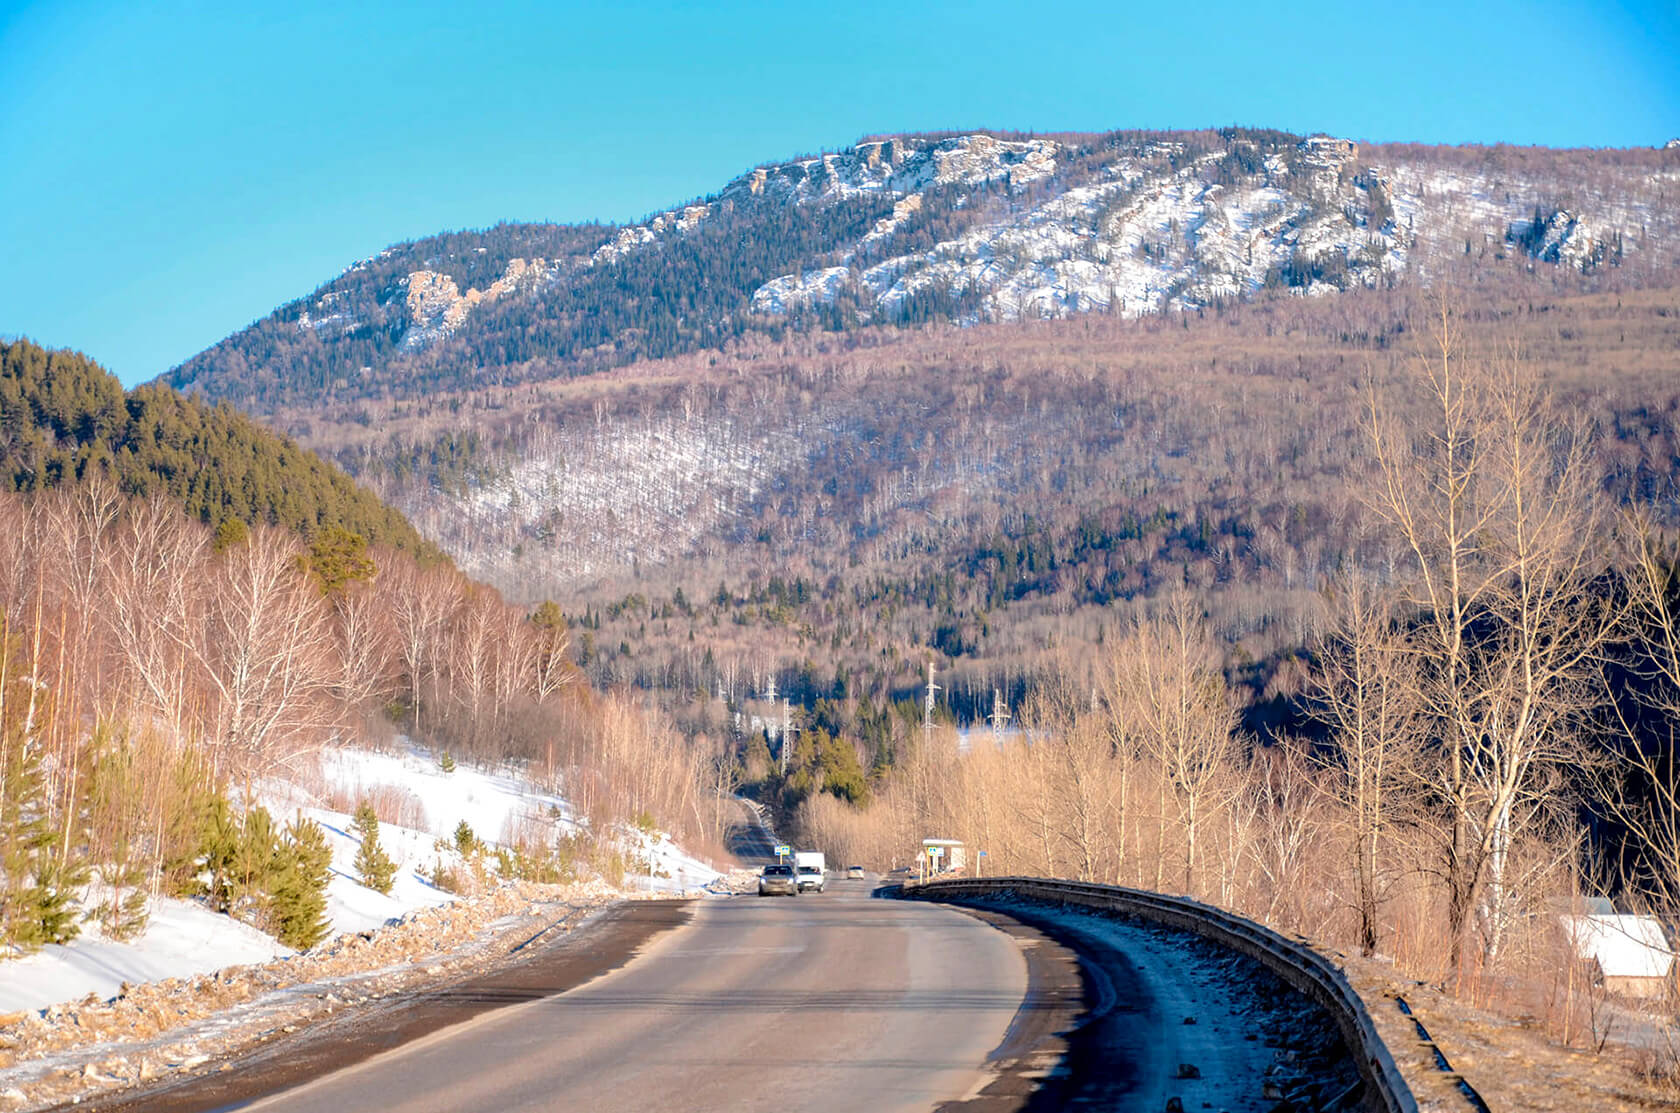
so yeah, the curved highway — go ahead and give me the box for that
[243,880,1028,1113]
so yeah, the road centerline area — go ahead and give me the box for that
[99,881,1039,1113]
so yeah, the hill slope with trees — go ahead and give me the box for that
[1,338,439,558]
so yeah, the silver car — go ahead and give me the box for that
[758,863,798,896]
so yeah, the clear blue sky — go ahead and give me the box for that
[2,0,1676,386]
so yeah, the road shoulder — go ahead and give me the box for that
[60,899,694,1113]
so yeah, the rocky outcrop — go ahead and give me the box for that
[401,257,545,350]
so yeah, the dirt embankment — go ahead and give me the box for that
[1339,954,1680,1113]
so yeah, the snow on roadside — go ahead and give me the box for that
[1,738,715,1016]
[0,881,622,1112]
[0,900,288,1016]
[299,738,580,849]
[623,831,722,895]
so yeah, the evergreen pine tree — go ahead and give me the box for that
[86,726,151,939]
[0,670,80,949]
[351,801,397,895]
[197,794,245,913]
[18,856,85,947]
[162,768,221,898]
[235,807,279,917]
[267,816,332,950]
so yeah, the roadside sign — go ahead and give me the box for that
[927,846,943,859]
[774,844,791,857]
[977,850,987,857]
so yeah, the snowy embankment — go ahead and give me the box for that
[0,900,285,1017]
[1,739,717,1016]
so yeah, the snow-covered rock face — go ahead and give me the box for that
[721,132,1670,326]
[296,257,554,352]
[751,265,853,314]
[1508,208,1615,270]
[591,134,1058,272]
[723,133,1059,206]
[270,129,1679,374]
[745,137,1405,322]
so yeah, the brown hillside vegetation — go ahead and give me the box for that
[278,283,1678,720]
[250,284,1680,1105]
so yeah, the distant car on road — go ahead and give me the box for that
[846,865,865,880]
[796,864,825,893]
[758,863,798,897]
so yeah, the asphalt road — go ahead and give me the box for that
[725,795,781,865]
[241,881,1030,1113]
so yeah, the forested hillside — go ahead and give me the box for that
[272,284,1680,729]
[0,338,438,557]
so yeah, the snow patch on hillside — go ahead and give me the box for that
[751,266,854,314]
[424,414,800,583]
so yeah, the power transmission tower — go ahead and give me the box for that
[923,661,940,744]
[988,688,1011,749]
[780,698,800,777]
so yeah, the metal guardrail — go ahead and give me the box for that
[896,876,1419,1113]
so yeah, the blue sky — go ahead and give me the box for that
[2,0,1676,386]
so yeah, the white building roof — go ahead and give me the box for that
[1562,914,1676,980]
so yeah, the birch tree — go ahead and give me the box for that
[1364,303,1616,979]
[197,528,336,777]
[1110,591,1238,896]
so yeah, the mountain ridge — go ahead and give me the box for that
[164,127,1680,415]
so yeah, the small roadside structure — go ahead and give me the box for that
[1561,900,1676,999]
[920,838,966,880]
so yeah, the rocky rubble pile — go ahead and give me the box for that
[703,869,762,895]
[0,877,626,1111]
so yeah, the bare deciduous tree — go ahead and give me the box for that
[1110,591,1238,895]
[1312,575,1422,955]
[196,528,337,778]
[1364,300,1618,979]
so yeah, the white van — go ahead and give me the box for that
[793,850,826,892]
